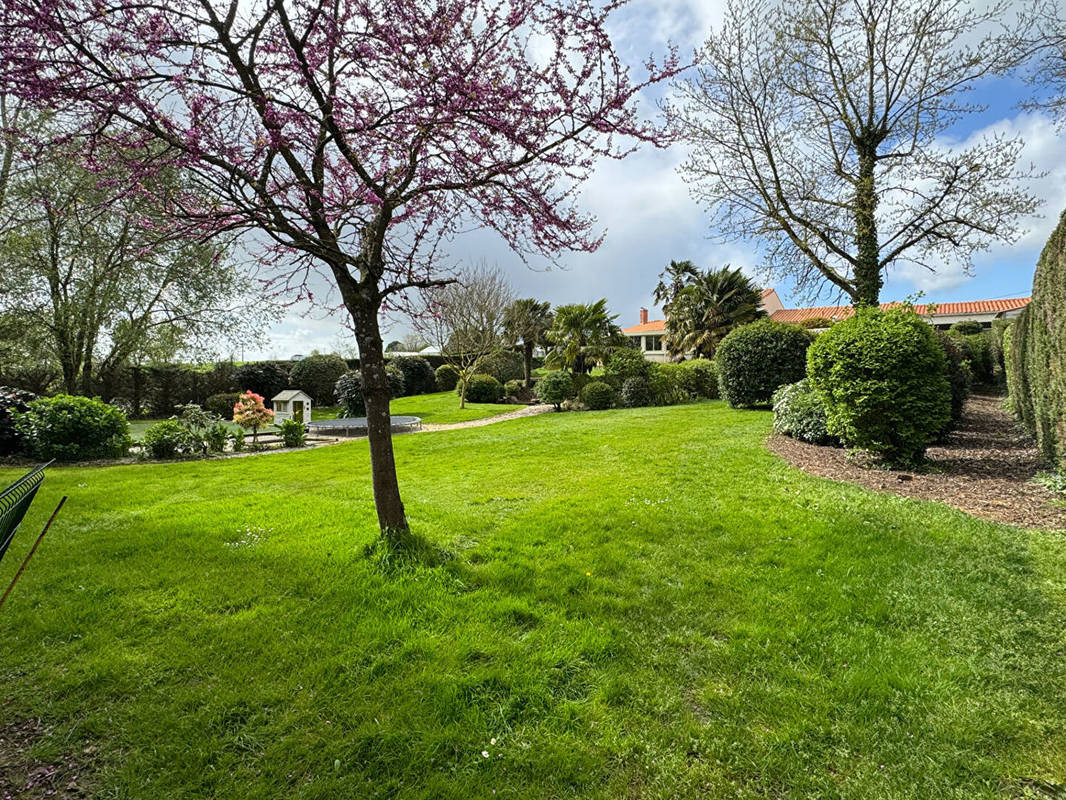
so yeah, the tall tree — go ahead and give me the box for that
[670,0,1037,306]
[423,265,513,408]
[0,135,265,394]
[654,265,764,358]
[1,0,681,547]
[546,299,625,374]
[503,299,553,387]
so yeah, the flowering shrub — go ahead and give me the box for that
[232,390,274,442]
[771,380,836,445]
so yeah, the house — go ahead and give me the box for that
[271,389,312,425]
[622,289,1031,361]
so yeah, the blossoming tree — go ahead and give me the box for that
[232,391,274,444]
[1,0,682,547]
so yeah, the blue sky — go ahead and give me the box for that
[246,0,1065,359]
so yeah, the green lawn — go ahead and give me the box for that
[129,392,514,439]
[2,402,1065,798]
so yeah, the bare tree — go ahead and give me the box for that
[1024,1,1066,125]
[422,265,514,408]
[671,0,1039,306]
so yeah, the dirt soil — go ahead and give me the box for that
[767,394,1066,530]
[0,716,94,799]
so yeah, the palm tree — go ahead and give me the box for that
[545,299,626,374]
[657,265,764,358]
[503,299,553,387]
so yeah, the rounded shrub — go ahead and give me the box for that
[334,370,365,417]
[715,320,810,408]
[579,380,616,410]
[620,376,652,408]
[142,419,197,459]
[648,363,687,406]
[0,386,36,456]
[15,395,131,461]
[463,373,504,403]
[289,354,349,405]
[933,331,972,431]
[675,359,718,399]
[536,370,573,409]
[277,419,307,448]
[807,307,951,466]
[435,364,461,392]
[771,380,836,445]
[233,361,290,404]
[504,379,524,397]
[478,350,524,384]
[603,348,651,388]
[388,356,436,396]
[205,392,242,419]
[384,363,406,398]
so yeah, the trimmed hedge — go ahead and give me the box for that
[435,364,461,392]
[290,354,349,405]
[388,356,436,396]
[1007,207,1066,469]
[205,392,242,419]
[808,307,950,466]
[715,320,810,408]
[462,373,504,403]
[933,331,972,432]
[579,380,615,410]
[15,395,131,461]
[675,359,718,399]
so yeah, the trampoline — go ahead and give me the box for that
[306,416,422,437]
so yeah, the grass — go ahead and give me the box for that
[127,392,515,439]
[2,402,1066,798]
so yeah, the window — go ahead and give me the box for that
[645,335,662,352]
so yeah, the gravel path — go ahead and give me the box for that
[419,404,554,432]
[767,394,1066,530]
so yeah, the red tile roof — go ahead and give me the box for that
[769,297,1030,324]
[622,319,667,334]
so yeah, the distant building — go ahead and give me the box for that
[290,353,307,361]
[622,288,1030,361]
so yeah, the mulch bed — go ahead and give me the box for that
[767,394,1066,530]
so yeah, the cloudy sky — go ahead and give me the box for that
[246,0,1066,360]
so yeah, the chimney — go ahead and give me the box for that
[639,307,648,325]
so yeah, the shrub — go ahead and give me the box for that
[504,379,524,397]
[799,316,836,330]
[14,395,131,461]
[537,370,573,409]
[142,419,198,459]
[620,376,652,408]
[205,392,242,419]
[675,359,718,399]
[603,348,651,387]
[478,350,524,384]
[435,364,461,392]
[388,356,436,396]
[807,307,950,466]
[289,354,349,405]
[949,331,995,385]
[772,380,836,445]
[579,380,616,410]
[204,422,230,453]
[277,418,307,448]
[0,386,36,456]
[334,370,365,417]
[462,373,504,403]
[949,320,984,335]
[933,331,972,431]
[230,428,245,452]
[233,361,290,405]
[385,363,406,398]
[648,363,688,406]
[715,320,811,408]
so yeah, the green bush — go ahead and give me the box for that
[603,348,651,388]
[230,428,245,452]
[334,370,365,417]
[142,419,198,459]
[277,419,307,448]
[205,392,241,419]
[504,379,525,397]
[435,364,461,392]
[807,307,951,466]
[388,356,436,396]
[933,331,972,431]
[537,370,573,409]
[675,359,718,399]
[620,376,652,408]
[715,320,811,408]
[233,362,290,405]
[290,354,349,405]
[204,422,230,453]
[771,380,836,445]
[478,350,524,384]
[949,320,984,335]
[648,363,688,406]
[384,363,406,398]
[14,395,131,461]
[948,331,995,385]
[0,386,36,456]
[462,373,504,403]
[579,380,616,410]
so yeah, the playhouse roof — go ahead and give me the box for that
[272,389,312,403]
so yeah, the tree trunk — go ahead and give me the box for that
[349,294,410,540]
[853,145,881,307]
[523,342,533,387]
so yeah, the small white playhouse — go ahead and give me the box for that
[271,389,312,425]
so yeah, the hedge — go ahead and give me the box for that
[715,320,811,408]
